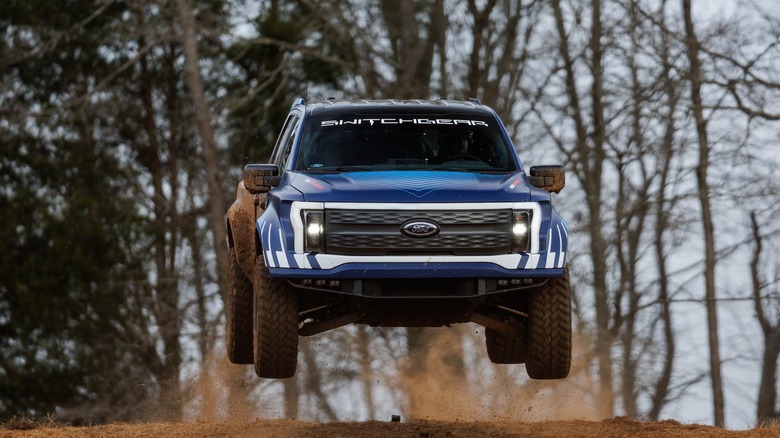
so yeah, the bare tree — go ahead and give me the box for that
[611,0,657,417]
[379,0,444,98]
[646,0,682,419]
[682,0,725,426]
[549,0,613,415]
[750,212,780,425]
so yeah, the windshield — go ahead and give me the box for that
[295,113,517,173]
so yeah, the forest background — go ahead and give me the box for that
[2,0,780,430]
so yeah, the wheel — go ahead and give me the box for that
[253,254,299,378]
[525,269,572,379]
[225,246,253,364]
[485,327,527,364]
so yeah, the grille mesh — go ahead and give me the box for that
[324,209,513,256]
[327,210,510,224]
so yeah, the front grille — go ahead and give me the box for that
[324,209,512,256]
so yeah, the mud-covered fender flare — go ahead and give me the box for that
[226,181,265,280]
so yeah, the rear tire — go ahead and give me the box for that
[226,247,253,364]
[253,254,299,378]
[526,269,572,379]
[485,327,527,364]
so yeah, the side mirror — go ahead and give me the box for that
[244,164,280,193]
[529,165,565,194]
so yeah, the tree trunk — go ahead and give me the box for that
[175,0,229,294]
[381,0,437,98]
[757,330,780,424]
[283,377,300,419]
[648,3,678,418]
[551,0,613,415]
[301,339,339,420]
[138,39,183,419]
[466,0,497,99]
[356,326,376,420]
[682,0,725,426]
[751,212,780,424]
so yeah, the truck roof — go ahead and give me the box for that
[299,98,497,117]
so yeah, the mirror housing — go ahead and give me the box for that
[529,165,565,194]
[244,164,280,193]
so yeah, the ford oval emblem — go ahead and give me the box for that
[401,220,440,238]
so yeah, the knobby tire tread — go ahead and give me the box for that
[226,247,253,364]
[526,270,572,379]
[253,254,299,378]
[485,327,527,364]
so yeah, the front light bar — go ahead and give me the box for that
[304,210,325,253]
[512,210,532,253]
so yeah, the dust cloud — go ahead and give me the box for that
[400,326,609,423]
[180,327,609,424]
[184,348,258,423]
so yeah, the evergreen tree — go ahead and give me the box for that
[1,0,163,421]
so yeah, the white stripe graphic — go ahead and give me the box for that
[556,225,565,268]
[293,254,309,269]
[263,222,275,268]
[545,228,556,268]
[525,254,540,269]
[276,228,289,268]
[546,227,553,253]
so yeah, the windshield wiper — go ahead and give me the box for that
[426,167,513,174]
[335,166,376,172]
[305,166,376,173]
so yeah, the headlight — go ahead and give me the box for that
[512,210,531,252]
[304,210,325,253]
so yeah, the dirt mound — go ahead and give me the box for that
[2,417,776,437]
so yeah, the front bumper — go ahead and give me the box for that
[268,260,565,279]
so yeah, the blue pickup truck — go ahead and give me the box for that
[225,98,570,379]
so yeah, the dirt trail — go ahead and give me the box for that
[5,332,776,437]
[2,417,779,438]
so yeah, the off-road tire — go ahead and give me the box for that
[485,327,527,364]
[526,269,572,379]
[253,254,299,378]
[226,247,253,364]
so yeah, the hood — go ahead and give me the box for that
[289,170,532,203]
